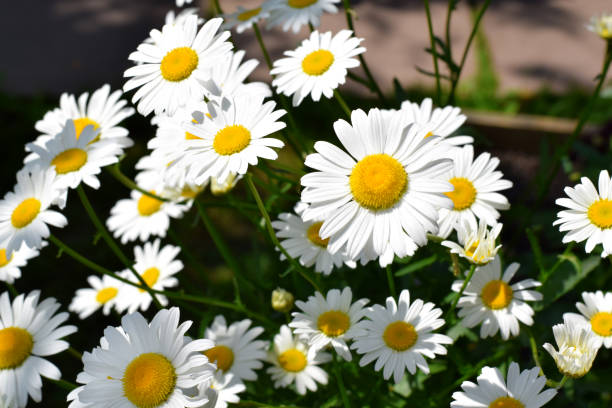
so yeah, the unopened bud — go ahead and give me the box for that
[272,288,294,313]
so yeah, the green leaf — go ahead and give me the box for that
[395,255,437,276]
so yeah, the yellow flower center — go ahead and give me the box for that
[73,117,101,142]
[51,148,88,174]
[138,267,160,292]
[278,348,307,372]
[122,353,176,408]
[96,287,118,304]
[302,50,335,76]
[445,177,477,211]
[213,125,251,156]
[204,345,235,372]
[317,310,350,337]
[383,321,418,351]
[160,47,199,82]
[590,312,612,337]
[587,199,612,229]
[349,154,408,211]
[489,396,525,408]
[481,280,513,310]
[11,198,41,229]
[137,193,163,216]
[289,0,317,8]
[306,222,329,248]
[237,7,261,21]
[465,240,479,259]
[0,327,34,369]
[0,249,12,267]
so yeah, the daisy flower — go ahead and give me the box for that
[266,0,340,33]
[33,84,134,150]
[442,220,502,265]
[588,13,612,40]
[124,16,233,116]
[289,287,368,361]
[117,239,182,313]
[0,242,40,284]
[451,362,557,408]
[451,255,542,340]
[222,6,270,33]
[300,108,453,267]
[554,169,612,257]
[204,50,272,100]
[106,189,188,243]
[543,315,601,378]
[168,95,286,185]
[437,145,512,238]
[199,372,246,408]
[0,291,77,408]
[203,315,268,381]
[0,167,67,256]
[271,30,365,106]
[272,202,355,275]
[267,325,330,395]
[564,290,612,349]
[69,274,124,319]
[351,289,452,384]
[25,120,122,190]
[72,307,216,407]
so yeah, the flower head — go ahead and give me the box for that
[442,220,502,265]
[564,291,612,349]
[272,288,295,313]
[588,13,612,39]
[266,0,340,33]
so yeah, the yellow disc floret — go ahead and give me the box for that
[587,199,612,229]
[0,249,12,267]
[317,310,350,337]
[237,7,261,21]
[488,396,525,408]
[382,321,418,351]
[446,177,477,211]
[122,353,176,408]
[11,198,41,229]
[306,222,329,248]
[73,117,101,142]
[160,47,199,82]
[0,327,34,369]
[302,50,335,76]
[51,148,88,174]
[590,312,612,337]
[137,193,163,216]
[481,280,513,310]
[289,0,317,8]
[278,348,307,372]
[96,287,118,303]
[350,154,408,211]
[204,345,235,372]
[213,125,251,156]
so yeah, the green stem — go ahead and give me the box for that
[76,186,163,309]
[212,0,223,15]
[106,164,169,202]
[546,375,569,389]
[68,347,82,360]
[347,72,373,90]
[4,282,18,297]
[334,352,351,408]
[245,174,321,292]
[527,327,545,377]
[253,23,273,69]
[47,378,77,391]
[446,264,476,320]
[423,0,442,105]
[444,0,454,67]
[334,89,352,118]
[386,265,397,299]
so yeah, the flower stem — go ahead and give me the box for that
[253,22,273,69]
[546,375,569,389]
[68,347,82,360]
[334,352,351,408]
[527,327,545,377]
[106,163,169,202]
[4,282,18,297]
[446,264,476,320]
[334,89,352,118]
[423,0,442,105]
[47,378,77,391]
[385,265,397,299]
[212,0,223,15]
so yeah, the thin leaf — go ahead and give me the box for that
[395,255,437,276]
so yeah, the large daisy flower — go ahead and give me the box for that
[124,16,233,116]
[554,169,612,257]
[451,255,542,340]
[69,274,125,319]
[0,242,40,284]
[437,145,512,238]
[271,30,365,106]
[300,108,453,267]
[203,315,268,381]
[564,290,612,349]
[71,307,216,407]
[0,291,77,408]
[289,287,368,361]
[222,6,270,33]
[0,167,67,256]
[351,289,452,384]
[441,219,503,265]
[266,0,340,33]
[266,325,330,395]
[451,362,557,408]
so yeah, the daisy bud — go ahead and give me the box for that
[272,288,294,313]
[441,220,502,265]
[587,13,612,40]
[211,173,241,196]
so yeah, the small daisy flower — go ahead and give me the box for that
[69,274,124,319]
[266,0,340,33]
[124,16,233,116]
[451,255,542,340]
[0,167,67,256]
[289,287,368,361]
[204,315,268,381]
[301,108,453,267]
[564,291,612,349]
[451,362,557,408]
[0,291,77,408]
[0,242,40,284]
[588,13,612,40]
[222,6,270,33]
[199,372,246,408]
[543,315,601,378]
[272,202,355,275]
[271,30,365,106]
[267,325,330,395]
[106,189,188,243]
[72,307,216,407]
[437,145,512,238]
[25,120,122,190]
[351,289,453,384]
[118,239,182,313]
[442,220,502,265]
[554,170,612,257]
